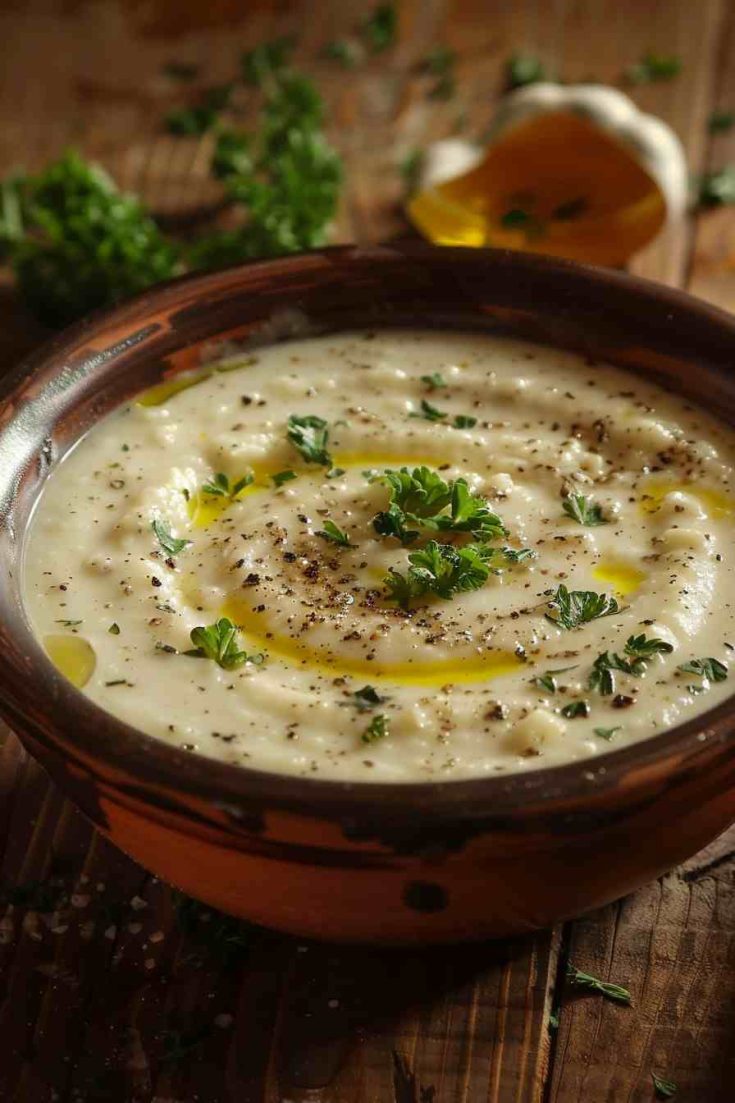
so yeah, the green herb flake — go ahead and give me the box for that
[362,713,390,743]
[561,699,590,719]
[185,617,263,671]
[709,109,735,134]
[409,398,448,422]
[697,166,735,208]
[532,666,577,694]
[453,414,477,429]
[287,414,331,466]
[594,726,621,741]
[566,964,632,1005]
[346,685,388,712]
[562,491,608,526]
[677,656,728,682]
[201,472,253,500]
[240,36,295,86]
[271,469,297,488]
[315,519,353,547]
[108,623,121,635]
[152,518,192,556]
[652,1072,677,1099]
[362,3,397,53]
[421,46,457,100]
[55,619,82,627]
[626,52,681,84]
[546,584,620,630]
[506,53,547,89]
[420,371,447,390]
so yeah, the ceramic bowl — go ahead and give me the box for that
[1,243,734,944]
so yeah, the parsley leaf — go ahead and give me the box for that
[287,414,331,466]
[362,3,397,53]
[201,472,253,499]
[362,713,390,743]
[506,53,547,89]
[420,371,447,390]
[316,519,353,547]
[453,414,477,429]
[624,634,673,660]
[152,518,191,557]
[532,666,578,694]
[566,964,631,1005]
[562,492,608,526]
[271,469,297,488]
[385,541,495,607]
[346,685,387,711]
[409,398,447,422]
[561,700,590,719]
[588,635,673,695]
[652,1073,677,1099]
[677,657,728,682]
[186,617,263,670]
[594,726,621,741]
[372,468,509,545]
[546,585,620,630]
[625,52,681,84]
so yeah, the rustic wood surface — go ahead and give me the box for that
[1,1,734,1100]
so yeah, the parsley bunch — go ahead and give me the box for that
[385,540,499,608]
[0,152,179,327]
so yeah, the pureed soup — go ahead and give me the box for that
[24,330,734,781]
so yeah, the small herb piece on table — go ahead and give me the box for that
[709,109,735,133]
[287,414,331,466]
[362,4,397,53]
[696,166,735,208]
[545,584,619,630]
[562,492,608,526]
[506,53,547,89]
[652,1072,677,1099]
[152,518,191,556]
[323,40,361,68]
[315,519,353,547]
[186,617,262,670]
[362,713,390,743]
[566,964,632,1005]
[625,53,681,84]
[240,35,295,86]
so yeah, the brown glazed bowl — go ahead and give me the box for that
[1,243,735,944]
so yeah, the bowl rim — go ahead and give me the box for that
[4,241,735,823]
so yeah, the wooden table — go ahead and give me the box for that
[1,2,735,1100]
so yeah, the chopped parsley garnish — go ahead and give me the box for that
[652,1073,677,1099]
[420,371,447,390]
[506,53,547,89]
[315,520,353,547]
[152,518,192,556]
[561,700,590,719]
[409,398,447,422]
[453,414,477,429]
[326,466,346,479]
[624,634,674,661]
[587,635,672,695]
[186,618,263,670]
[362,713,390,743]
[385,540,496,608]
[562,492,608,526]
[55,618,82,627]
[201,472,253,500]
[372,467,509,545]
[697,165,735,208]
[347,685,388,711]
[625,52,681,84]
[545,585,619,630]
[240,35,294,86]
[677,657,728,682]
[566,964,631,1005]
[108,623,121,635]
[709,109,735,133]
[594,726,621,741]
[362,3,397,53]
[287,414,331,466]
[421,46,457,100]
[271,469,297,488]
[532,666,577,694]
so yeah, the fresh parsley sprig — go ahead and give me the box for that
[562,491,608,526]
[372,467,508,545]
[362,713,390,743]
[201,472,254,500]
[185,617,263,670]
[566,964,632,1005]
[152,518,191,557]
[287,414,331,466]
[316,520,353,547]
[385,540,495,608]
[545,584,619,630]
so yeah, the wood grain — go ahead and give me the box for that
[0,1,734,1100]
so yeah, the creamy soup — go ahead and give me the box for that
[23,330,734,781]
